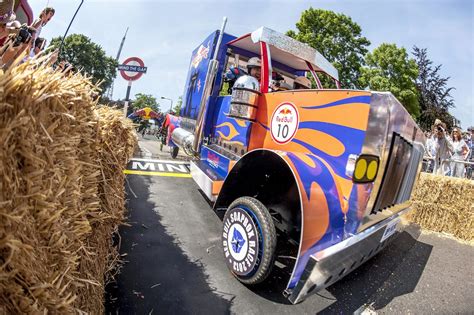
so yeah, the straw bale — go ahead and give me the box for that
[0,55,136,313]
[407,173,474,242]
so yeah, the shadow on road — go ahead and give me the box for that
[104,175,231,315]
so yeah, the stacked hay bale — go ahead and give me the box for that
[0,56,136,313]
[408,173,474,242]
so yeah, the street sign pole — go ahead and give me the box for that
[120,57,146,118]
[123,80,133,117]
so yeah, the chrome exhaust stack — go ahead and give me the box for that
[171,127,195,156]
[191,17,228,155]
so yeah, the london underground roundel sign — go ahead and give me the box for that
[119,57,146,81]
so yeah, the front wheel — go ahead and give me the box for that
[222,197,277,285]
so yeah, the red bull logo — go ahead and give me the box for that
[270,102,299,145]
[191,43,210,69]
[279,108,292,115]
[208,151,220,168]
[276,107,294,123]
[135,107,159,120]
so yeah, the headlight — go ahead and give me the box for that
[345,154,358,178]
[351,155,379,183]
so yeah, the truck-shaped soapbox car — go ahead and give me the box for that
[165,20,425,304]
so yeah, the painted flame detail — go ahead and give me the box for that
[215,118,250,147]
[216,122,239,141]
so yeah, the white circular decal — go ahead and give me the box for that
[270,103,299,144]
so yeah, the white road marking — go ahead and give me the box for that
[138,142,153,157]
[130,158,190,164]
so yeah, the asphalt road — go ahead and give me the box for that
[105,137,474,314]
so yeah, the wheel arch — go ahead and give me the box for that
[215,149,303,242]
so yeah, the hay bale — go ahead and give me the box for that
[0,55,136,313]
[407,173,474,242]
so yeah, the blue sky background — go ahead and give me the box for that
[30,0,473,128]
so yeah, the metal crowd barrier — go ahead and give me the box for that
[422,156,474,179]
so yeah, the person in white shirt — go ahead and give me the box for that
[30,7,54,57]
[450,127,470,178]
[432,123,453,176]
[423,131,435,172]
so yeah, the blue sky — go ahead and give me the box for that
[30,0,473,128]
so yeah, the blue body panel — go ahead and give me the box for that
[200,146,231,179]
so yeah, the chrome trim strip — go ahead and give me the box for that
[190,161,217,202]
[315,207,410,261]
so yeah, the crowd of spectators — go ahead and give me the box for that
[423,119,473,179]
[0,0,54,70]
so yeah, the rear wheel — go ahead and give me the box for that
[222,197,277,285]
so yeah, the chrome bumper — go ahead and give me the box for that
[285,207,410,304]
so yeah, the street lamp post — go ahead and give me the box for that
[161,97,173,113]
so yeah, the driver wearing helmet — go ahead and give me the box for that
[293,76,311,90]
[247,57,261,81]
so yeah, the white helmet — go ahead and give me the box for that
[294,76,311,89]
[247,57,261,69]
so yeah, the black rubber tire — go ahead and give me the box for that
[170,146,179,159]
[222,196,277,285]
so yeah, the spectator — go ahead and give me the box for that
[0,0,15,46]
[450,128,469,178]
[432,121,453,176]
[466,127,474,179]
[423,131,435,172]
[30,7,54,57]
[1,23,35,69]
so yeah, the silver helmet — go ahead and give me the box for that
[233,75,260,92]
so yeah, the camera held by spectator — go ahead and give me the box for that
[12,24,36,47]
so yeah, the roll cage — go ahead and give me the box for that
[226,26,341,92]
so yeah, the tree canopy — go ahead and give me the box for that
[359,43,420,118]
[172,96,183,115]
[49,34,118,94]
[287,8,370,88]
[132,93,160,113]
[412,46,457,130]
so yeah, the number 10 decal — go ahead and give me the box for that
[270,102,299,145]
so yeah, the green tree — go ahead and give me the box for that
[359,43,420,118]
[49,34,118,94]
[173,96,183,115]
[287,8,370,88]
[132,93,160,112]
[412,46,457,130]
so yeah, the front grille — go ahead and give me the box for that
[372,133,423,214]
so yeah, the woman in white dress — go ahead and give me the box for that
[450,128,470,178]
